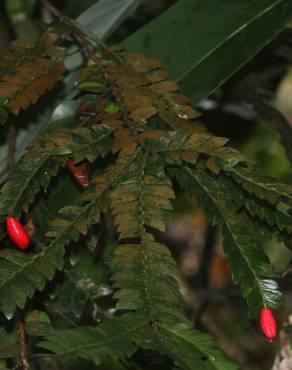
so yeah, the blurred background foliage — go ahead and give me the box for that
[1,0,292,369]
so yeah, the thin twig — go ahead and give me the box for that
[7,124,16,170]
[18,320,29,370]
[41,0,124,64]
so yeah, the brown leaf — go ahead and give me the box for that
[130,106,157,121]
[113,128,136,156]
[0,36,65,115]
[125,52,162,74]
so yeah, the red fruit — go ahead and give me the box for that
[260,308,277,341]
[6,217,30,250]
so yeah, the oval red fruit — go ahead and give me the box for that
[260,308,277,341]
[6,217,30,250]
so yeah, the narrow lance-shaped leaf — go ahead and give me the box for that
[125,0,292,103]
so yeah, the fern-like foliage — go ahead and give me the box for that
[112,232,186,324]
[0,35,64,121]
[154,322,238,370]
[0,245,65,318]
[39,314,238,370]
[175,163,283,316]
[38,314,150,365]
[0,124,113,219]
[111,153,175,238]
[0,24,291,370]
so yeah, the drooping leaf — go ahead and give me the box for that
[175,164,283,316]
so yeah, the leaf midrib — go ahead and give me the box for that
[175,0,284,84]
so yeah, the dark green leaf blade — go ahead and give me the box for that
[125,0,292,103]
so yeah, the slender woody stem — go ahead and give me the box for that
[41,0,124,64]
[18,320,29,370]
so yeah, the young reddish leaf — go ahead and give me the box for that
[67,159,90,189]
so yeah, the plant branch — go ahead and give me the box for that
[41,0,123,64]
[18,320,29,370]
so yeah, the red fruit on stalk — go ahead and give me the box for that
[260,308,277,341]
[6,217,30,250]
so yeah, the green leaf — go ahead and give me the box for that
[109,152,185,323]
[231,165,292,207]
[39,314,238,369]
[0,153,64,219]
[0,244,65,319]
[143,130,243,169]
[104,103,120,115]
[0,153,138,317]
[55,249,110,318]
[125,0,292,103]
[155,323,238,370]
[175,164,283,316]
[76,80,104,93]
[38,314,149,365]
[219,175,292,234]
[0,125,113,219]
[5,0,39,41]
[0,327,18,359]
[112,232,187,324]
[111,153,174,238]
[25,310,52,336]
